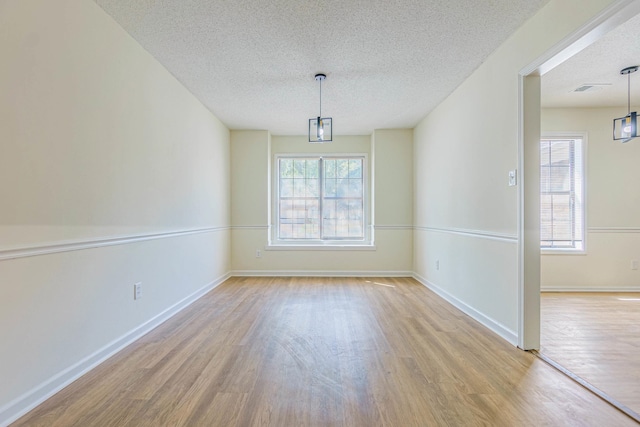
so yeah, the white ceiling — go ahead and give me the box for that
[93,0,549,135]
[541,12,640,109]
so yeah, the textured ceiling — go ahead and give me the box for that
[542,12,640,109]
[94,0,550,135]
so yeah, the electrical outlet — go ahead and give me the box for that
[134,282,142,300]
[508,170,517,186]
[632,260,638,270]
[436,260,440,270]
[256,249,262,258]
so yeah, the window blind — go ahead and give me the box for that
[540,137,584,250]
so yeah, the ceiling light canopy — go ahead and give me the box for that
[613,66,638,143]
[309,73,332,143]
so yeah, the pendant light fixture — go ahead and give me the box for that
[309,73,332,143]
[613,65,638,143]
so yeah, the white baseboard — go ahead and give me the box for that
[230,270,413,277]
[0,273,230,427]
[541,286,640,292]
[412,273,518,346]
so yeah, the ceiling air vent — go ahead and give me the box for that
[572,83,611,92]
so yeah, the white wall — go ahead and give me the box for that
[541,107,640,290]
[0,0,230,423]
[230,130,413,275]
[412,0,623,344]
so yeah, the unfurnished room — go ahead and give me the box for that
[2,0,640,426]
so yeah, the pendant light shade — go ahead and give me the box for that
[613,66,638,143]
[309,73,332,143]
[614,112,637,141]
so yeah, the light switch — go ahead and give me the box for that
[508,170,517,186]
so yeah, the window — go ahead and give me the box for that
[275,155,367,244]
[540,135,585,252]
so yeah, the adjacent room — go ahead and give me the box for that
[2,0,639,425]
[539,10,640,417]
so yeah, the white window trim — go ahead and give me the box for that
[540,131,588,255]
[269,153,374,249]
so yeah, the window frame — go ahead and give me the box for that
[540,132,587,255]
[270,153,373,248]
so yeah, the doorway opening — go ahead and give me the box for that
[519,0,640,419]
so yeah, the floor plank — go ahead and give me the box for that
[12,278,637,426]
[540,292,640,417]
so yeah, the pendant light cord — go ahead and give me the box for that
[628,71,631,115]
[319,77,322,117]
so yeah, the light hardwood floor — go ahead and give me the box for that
[13,278,638,426]
[540,292,640,419]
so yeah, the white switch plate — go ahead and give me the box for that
[134,282,142,300]
[632,260,638,270]
[508,170,517,186]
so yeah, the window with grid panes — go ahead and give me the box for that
[540,136,585,251]
[276,156,365,242]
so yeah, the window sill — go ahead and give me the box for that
[266,244,376,251]
[541,248,586,255]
